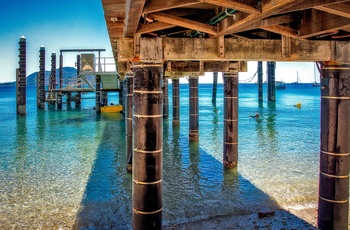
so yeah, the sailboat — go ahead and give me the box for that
[292,71,302,84]
[312,62,320,87]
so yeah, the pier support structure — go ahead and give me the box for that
[47,52,57,105]
[125,71,133,173]
[172,78,180,126]
[257,61,263,106]
[16,36,26,115]
[212,72,218,105]
[223,72,239,168]
[132,63,163,229]
[267,61,276,106]
[57,53,63,109]
[318,62,350,230]
[37,46,45,109]
[75,54,81,107]
[189,74,199,142]
[95,75,101,113]
[162,77,169,118]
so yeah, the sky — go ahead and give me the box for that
[0,1,319,83]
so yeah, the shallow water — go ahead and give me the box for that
[0,83,320,229]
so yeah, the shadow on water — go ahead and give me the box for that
[74,113,315,229]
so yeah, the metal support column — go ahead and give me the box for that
[16,36,26,115]
[95,75,101,113]
[318,63,350,230]
[132,63,163,229]
[162,77,169,118]
[189,75,199,142]
[37,46,45,109]
[223,72,239,168]
[172,78,180,127]
[125,72,133,173]
[258,61,263,106]
[267,61,276,106]
[212,72,218,105]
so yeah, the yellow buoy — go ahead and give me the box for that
[294,102,301,108]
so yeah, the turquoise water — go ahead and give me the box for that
[0,83,320,229]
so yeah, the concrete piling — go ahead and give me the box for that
[318,63,350,230]
[172,78,180,127]
[257,61,263,106]
[132,64,163,229]
[162,77,169,118]
[212,72,218,105]
[16,36,27,115]
[37,46,45,109]
[189,74,199,142]
[95,75,101,113]
[223,72,239,168]
[75,54,81,107]
[125,72,133,173]
[267,61,276,106]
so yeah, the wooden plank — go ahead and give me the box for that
[143,0,200,14]
[314,2,350,18]
[299,9,350,38]
[200,0,260,14]
[262,25,298,38]
[124,0,147,37]
[136,22,175,35]
[148,12,217,35]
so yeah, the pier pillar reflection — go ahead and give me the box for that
[172,78,180,127]
[318,62,350,230]
[189,74,199,142]
[223,72,238,168]
[257,61,263,107]
[125,71,133,173]
[16,36,26,115]
[267,61,276,107]
[37,46,45,109]
[132,63,163,229]
[95,75,101,113]
[212,72,218,105]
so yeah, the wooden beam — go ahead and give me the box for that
[143,0,200,14]
[124,0,147,37]
[262,25,298,38]
[299,9,350,38]
[136,22,175,35]
[200,0,260,14]
[148,12,217,35]
[280,0,350,14]
[314,2,350,18]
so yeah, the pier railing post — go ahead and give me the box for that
[17,36,26,115]
[125,71,133,173]
[212,72,218,105]
[318,62,350,230]
[132,63,163,229]
[162,77,169,118]
[223,71,239,168]
[189,74,199,142]
[38,46,46,109]
[172,78,180,127]
[257,61,263,106]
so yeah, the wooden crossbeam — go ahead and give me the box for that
[124,0,147,37]
[314,2,350,18]
[200,0,260,14]
[262,25,298,38]
[143,0,200,14]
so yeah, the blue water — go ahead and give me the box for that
[0,83,320,229]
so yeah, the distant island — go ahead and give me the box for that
[0,67,77,86]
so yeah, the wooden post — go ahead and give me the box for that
[318,62,350,230]
[189,74,199,142]
[95,75,101,113]
[267,61,276,106]
[257,61,263,106]
[212,72,218,104]
[125,72,133,173]
[17,36,26,115]
[162,77,169,118]
[132,63,163,229]
[75,54,81,107]
[223,72,239,168]
[172,78,180,126]
[38,46,45,109]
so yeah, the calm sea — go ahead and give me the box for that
[0,83,321,229]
